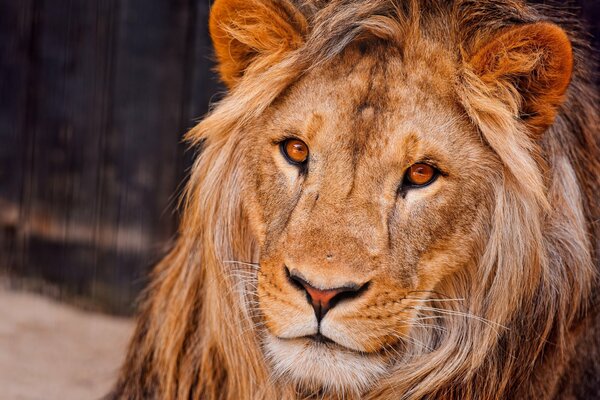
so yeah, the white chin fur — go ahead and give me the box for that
[263,334,388,395]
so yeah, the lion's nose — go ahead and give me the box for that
[287,269,369,322]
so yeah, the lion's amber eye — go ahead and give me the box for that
[406,163,436,186]
[281,139,309,165]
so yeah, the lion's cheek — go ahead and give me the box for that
[257,276,316,338]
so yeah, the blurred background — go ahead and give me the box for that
[0,0,597,399]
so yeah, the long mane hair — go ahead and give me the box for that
[113,1,599,399]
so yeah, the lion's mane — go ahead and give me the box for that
[112,1,599,399]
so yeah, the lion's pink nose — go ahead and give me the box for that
[287,269,368,321]
[303,285,346,316]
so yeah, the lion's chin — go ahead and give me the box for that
[263,334,389,395]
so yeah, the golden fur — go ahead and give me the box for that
[112,1,599,399]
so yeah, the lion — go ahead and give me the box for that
[110,0,600,399]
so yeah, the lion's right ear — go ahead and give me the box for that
[467,23,573,136]
[209,0,307,89]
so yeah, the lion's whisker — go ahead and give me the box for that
[403,297,466,303]
[222,260,260,269]
[389,332,434,352]
[406,289,454,299]
[409,305,507,331]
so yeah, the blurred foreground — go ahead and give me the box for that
[0,283,133,400]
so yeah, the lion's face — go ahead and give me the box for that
[239,44,499,392]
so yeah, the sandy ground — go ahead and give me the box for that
[0,287,134,400]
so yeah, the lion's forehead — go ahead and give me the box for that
[269,46,468,156]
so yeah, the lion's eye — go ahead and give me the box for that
[281,139,309,165]
[405,163,437,187]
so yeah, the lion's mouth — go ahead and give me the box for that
[305,333,335,344]
[277,332,375,354]
[277,333,340,348]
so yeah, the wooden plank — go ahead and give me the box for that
[8,0,125,308]
[94,0,194,311]
[172,0,225,199]
[189,0,225,121]
[0,0,35,268]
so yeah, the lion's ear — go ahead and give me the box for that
[468,23,573,135]
[209,0,307,89]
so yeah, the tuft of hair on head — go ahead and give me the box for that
[466,22,574,136]
[209,0,308,89]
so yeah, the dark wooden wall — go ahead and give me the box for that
[0,0,597,315]
[0,0,222,314]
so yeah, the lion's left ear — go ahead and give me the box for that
[468,22,573,135]
[209,0,307,89]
